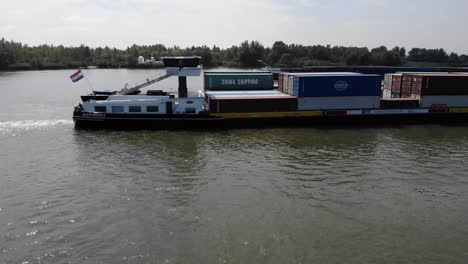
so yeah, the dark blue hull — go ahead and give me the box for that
[73,111,468,130]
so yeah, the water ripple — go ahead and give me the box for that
[0,119,73,135]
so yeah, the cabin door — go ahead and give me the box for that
[166,102,173,114]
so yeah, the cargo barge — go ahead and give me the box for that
[73,57,468,129]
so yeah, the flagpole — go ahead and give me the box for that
[82,69,95,93]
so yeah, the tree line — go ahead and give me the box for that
[1,38,467,70]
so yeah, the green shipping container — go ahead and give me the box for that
[204,72,274,91]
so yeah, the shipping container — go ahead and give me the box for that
[401,74,413,98]
[204,72,274,91]
[290,72,362,76]
[208,95,298,113]
[420,96,468,108]
[382,88,392,99]
[281,73,290,94]
[391,74,403,97]
[279,72,361,94]
[399,73,451,98]
[383,74,393,91]
[288,75,294,95]
[412,74,468,96]
[298,96,380,110]
[380,98,419,109]
[205,90,287,97]
[278,74,284,92]
[289,74,382,97]
[205,90,298,113]
[384,73,403,98]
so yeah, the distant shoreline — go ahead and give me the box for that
[1,38,467,71]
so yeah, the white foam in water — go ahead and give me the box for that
[0,120,73,134]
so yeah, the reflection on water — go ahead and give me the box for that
[2,70,468,263]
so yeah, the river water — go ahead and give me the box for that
[1,69,468,264]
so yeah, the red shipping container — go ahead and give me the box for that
[401,75,413,98]
[209,96,298,113]
[391,75,402,94]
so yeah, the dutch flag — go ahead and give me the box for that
[70,70,84,83]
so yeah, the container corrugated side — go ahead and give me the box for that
[401,75,413,98]
[391,75,402,97]
[278,74,284,92]
[283,74,290,94]
[382,88,392,99]
[420,96,468,108]
[209,97,298,113]
[288,75,294,95]
[420,75,468,96]
[204,72,274,90]
[298,96,380,110]
[293,75,382,97]
[383,74,393,91]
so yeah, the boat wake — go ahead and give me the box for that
[0,120,74,134]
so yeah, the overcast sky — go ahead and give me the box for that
[1,0,467,53]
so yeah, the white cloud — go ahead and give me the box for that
[61,15,82,21]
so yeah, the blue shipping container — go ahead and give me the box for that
[293,74,382,97]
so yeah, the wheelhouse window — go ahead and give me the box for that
[147,106,159,112]
[94,106,107,113]
[129,106,141,113]
[112,106,124,113]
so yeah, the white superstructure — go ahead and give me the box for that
[81,96,205,115]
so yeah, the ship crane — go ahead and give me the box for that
[118,73,173,95]
[119,56,202,97]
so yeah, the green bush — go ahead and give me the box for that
[8,63,32,70]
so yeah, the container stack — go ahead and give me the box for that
[279,73,382,110]
[385,72,450,99]
[203,72,297,113]
[411,74,468,107]
[382,73,402,98]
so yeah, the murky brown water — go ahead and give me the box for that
[1,70,468,264]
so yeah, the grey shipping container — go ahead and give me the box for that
[419,96,468,108]
[298,96,380,110]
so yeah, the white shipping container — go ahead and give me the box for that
[298,96,381,110]
[420,96,468,108]
[288,75,294,96]
[383,74,393,91]
[382,88,392,99]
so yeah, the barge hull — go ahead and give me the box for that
[73,111,468,130]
